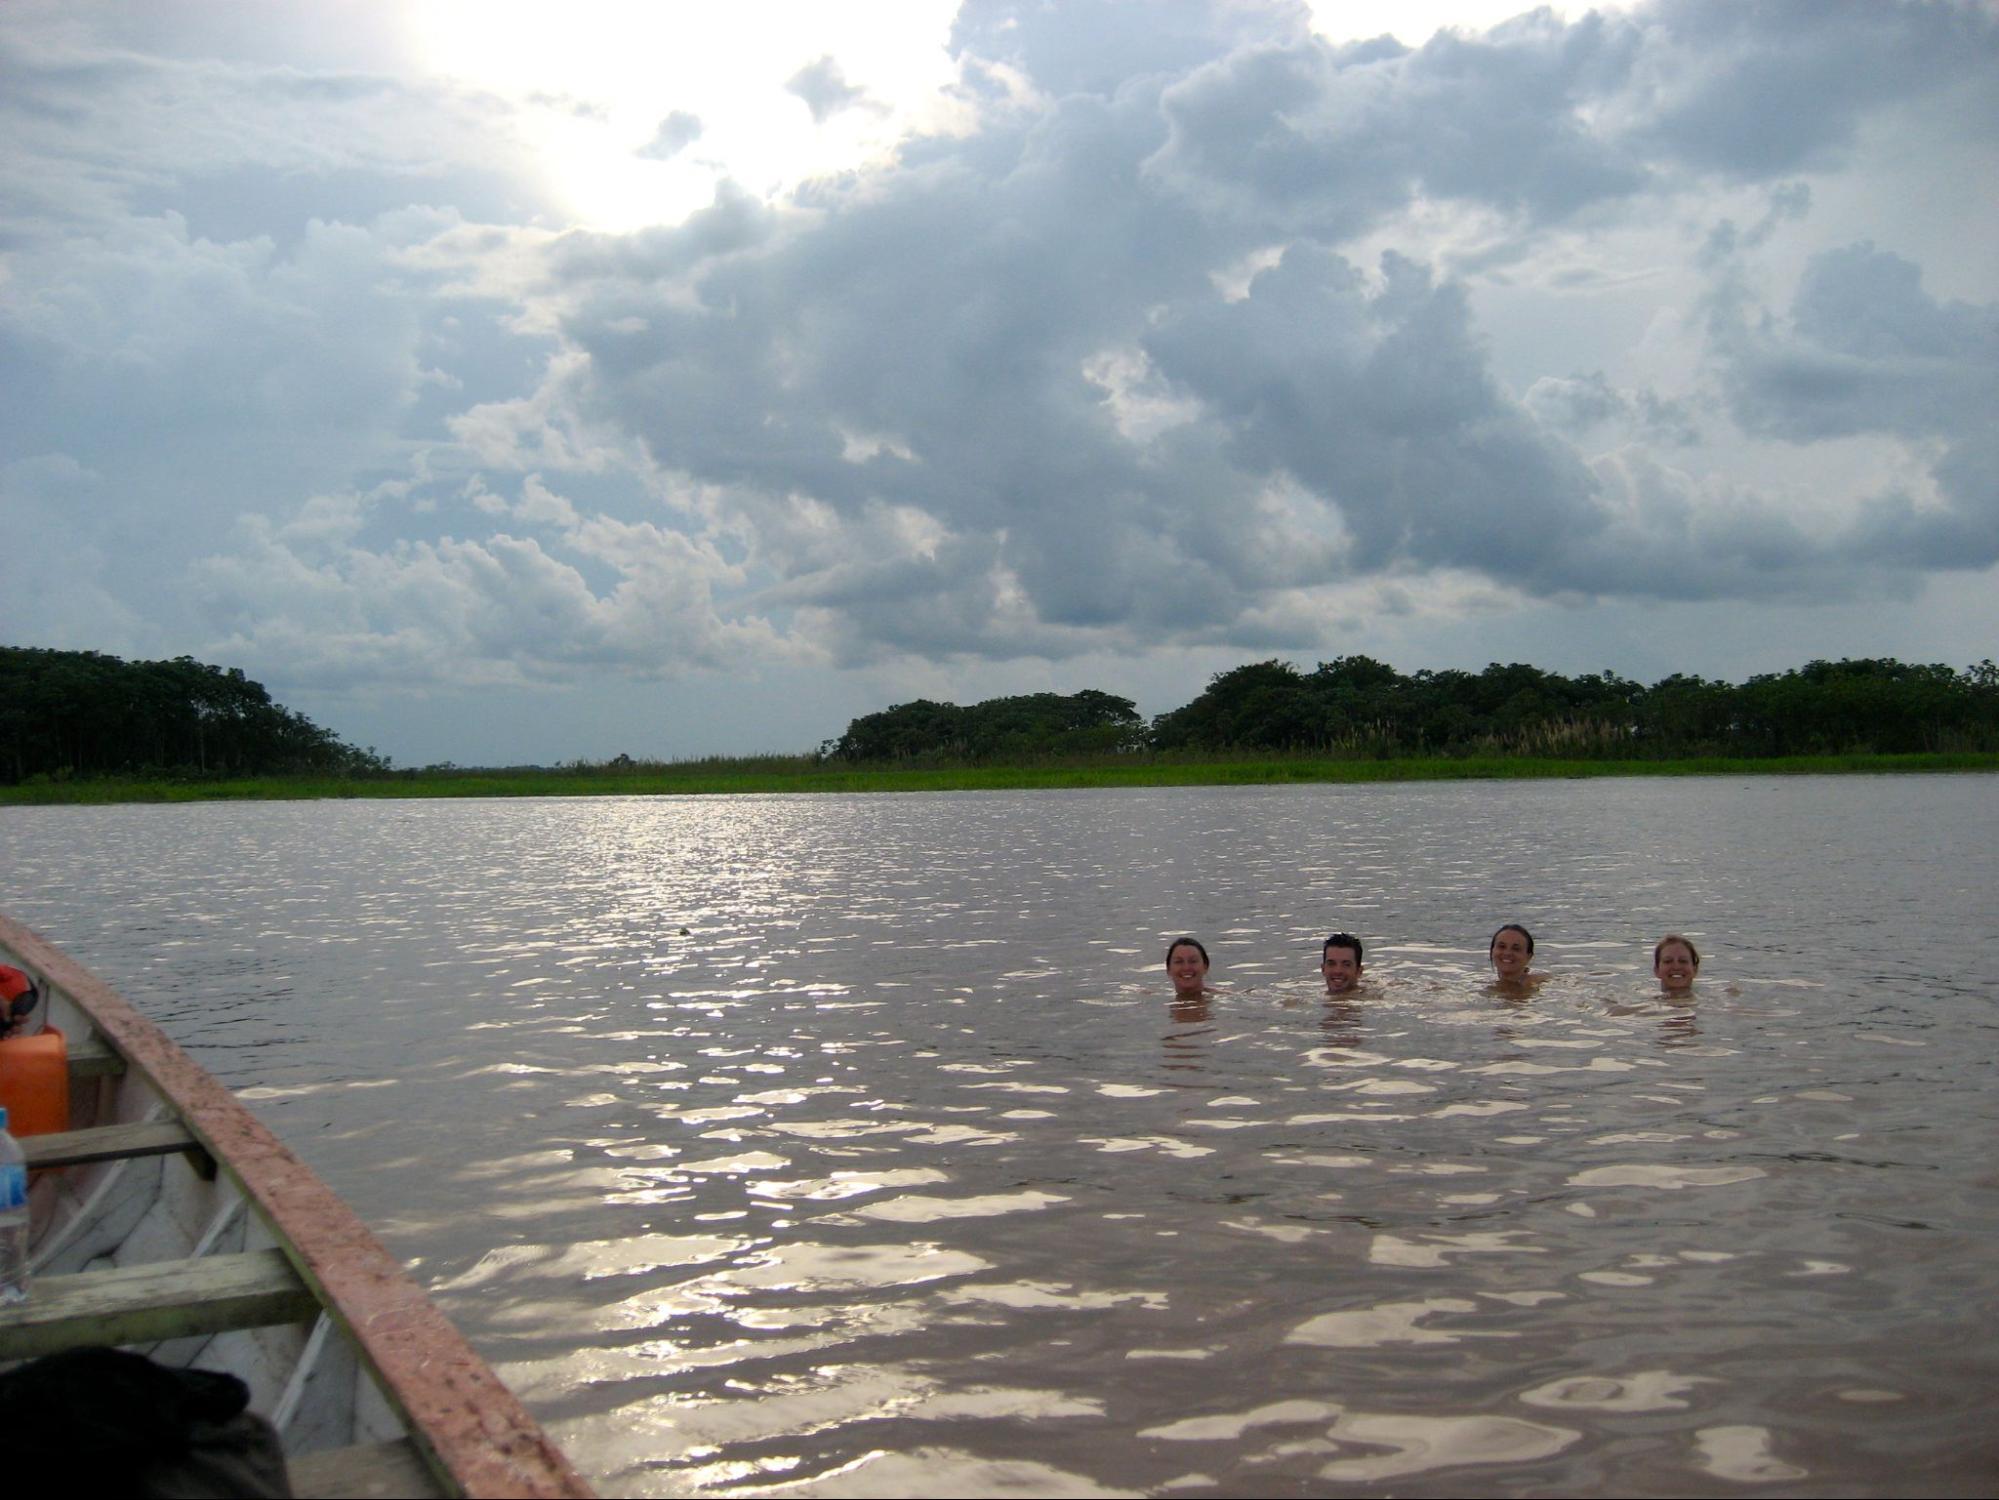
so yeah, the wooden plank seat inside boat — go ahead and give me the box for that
[24,1118,208,1173]
[0,1246,317,1359]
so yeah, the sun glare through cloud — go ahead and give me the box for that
[401,0,965,231]
[396,0,1648,234]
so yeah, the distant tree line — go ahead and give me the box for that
[831,689,1149,760]
[830,657,1999,762]
[11,645,1995,784]
[0,646,386,783]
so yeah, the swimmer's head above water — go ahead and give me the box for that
[1653,934,1699,994]
[1165,937,1210,997]
[1489,923,1539,986]
[1321,933,1364,993]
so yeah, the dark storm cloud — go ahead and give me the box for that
[526,0,1997,662]
[1140,1,1999,233]
[1141,247,1606,586]
[552,78,1269,656]
[1712,240,1999,568]
[1749,243,1997,437]
[1142,13,1650,230]
[1630,0,1999,177]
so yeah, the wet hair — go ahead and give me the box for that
[1653,934,1700,968]
[1322,932,1363,965]
[1489,923,1535,956]
[1165,936,1209,968]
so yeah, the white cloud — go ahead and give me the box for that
[787,56,871,124]
[190,481,788,689]
[638,111,703,161]
[3,0,1997,761]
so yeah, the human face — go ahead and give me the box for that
[1320,948,1361,993]
[1167,942,1209,995]
[1490,928,1532,981]
[1654,941,1698,993]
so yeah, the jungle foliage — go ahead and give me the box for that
[831,689,1148,761]
[0,647,385,783]
[8,644,1997,789]
[832,656,1999,762]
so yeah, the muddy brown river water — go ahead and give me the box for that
[6,774,1996,1495]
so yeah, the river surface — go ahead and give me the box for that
[5,776,1997,1496]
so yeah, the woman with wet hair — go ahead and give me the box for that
[1165,936,1211,999]
[1161,936,1218,1056]
[1488,923,1546,992]
[1653,934,1700,995]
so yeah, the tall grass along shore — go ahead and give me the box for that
[6,750,1994,805]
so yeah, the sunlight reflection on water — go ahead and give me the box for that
[7,776,1999,1496]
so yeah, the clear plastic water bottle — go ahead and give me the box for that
[0,1104,28,1304]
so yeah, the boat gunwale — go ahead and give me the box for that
[0,911,592,1500]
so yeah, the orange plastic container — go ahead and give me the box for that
[0,1026,69,1137]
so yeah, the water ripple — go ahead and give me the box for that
[6,777,1996,1494]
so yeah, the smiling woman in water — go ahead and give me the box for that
[1488,923,1547,993]
[1654,934,1700,995]
[1165,936,1213,999]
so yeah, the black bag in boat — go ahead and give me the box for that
[0,1345,292,1497]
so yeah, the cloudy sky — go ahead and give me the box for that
[5,0,1996,764]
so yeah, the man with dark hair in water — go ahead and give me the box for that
[1320,933,1364,994]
